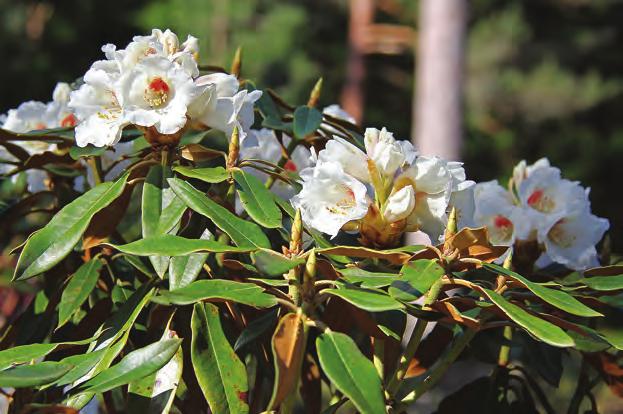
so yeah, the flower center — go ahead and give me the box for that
[327,186,356,215]
[284,159,297,172]
[144,77,170,108]
[60,113,77,128]
[548,218,575,248]
[491,214,513,242]
[527,188,555,212]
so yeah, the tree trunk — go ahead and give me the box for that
[412,0,467,160]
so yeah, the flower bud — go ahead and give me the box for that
[160,29,180,55]
[383,185,415,223]
[307,78,323,107]
[231,46,242,78]
[53,82,72,104]
[182,35,200,60]
[227,126,240,170]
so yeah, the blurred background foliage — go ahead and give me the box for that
[1,0,622,251]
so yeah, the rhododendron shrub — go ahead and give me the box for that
[0,30,621,414]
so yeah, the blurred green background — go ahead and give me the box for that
[1,0,622,252]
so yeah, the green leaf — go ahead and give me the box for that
[173,165,229,183]
[169,229,213,291]
[234,309,279,351]
[127,328,183,414]
[483,263,602,317]
[79,338,181,393]
[293,106,322,139]
[318,245,414,265]
[322,285,405,312]
[142,165,187,278]
[338,268,399,288]
[388,259,444,302]
[69,145,107,160]
[153,280,277,308]
[55,348,108,386]
[0,361,73,387]
[482,289,574,347]
[579,275,623,291]
[0,335,99,371]
[232,169,282,228]
[106,235,253,256]
[316,332,385,414]
[14,173,129,280]
[58,259,104,328]
[168,178,270,248]
[251,248,305,277]
[191,303,249,414]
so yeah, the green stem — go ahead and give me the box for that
[497,326,513,367]
[264,138,299,189]
[386,278,444,395]
[398,327,478,407]
[87,156,103,186]
[374,338,385,381]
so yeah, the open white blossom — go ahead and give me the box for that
[474,158,608,270]
[291,161,370,238]
[364,127,417,178]
[190,73,261,143]
[119,56,204,134]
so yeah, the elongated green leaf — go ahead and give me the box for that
[232,169,282,228]
[322,285,404,312]
[318,246,413,265]
[69,145,107,160]
[58,259,104,328]
[170,229,212,290]
[388,259,445,302]
[55,348,108,386]
[191,303,249,414]
[173,165,229,183]
[0,361,73,387]
[251,248,305,277]
[293,106,322,139]
[234,309,279,351]
[14,173,129,280]
[106,235,253,256]
[127,329,183,414]
[579,275,623,291]
[79,339,181,393]
[483,289,574,347]
[168,178,270,248]
[0,335,99,371]
[153,280,277,308]
[142,165,186,278]
[338,268,399,288]
[483,263,602,317]
[316,332,385,414]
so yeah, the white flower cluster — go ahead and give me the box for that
[474,158,609,270]
[291,127,474,244]
[69,29,261,147]
[1,82,76,192]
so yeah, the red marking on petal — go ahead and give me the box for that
[284,159,297,172]
[148,77,170,94]
[35,122,46,130]
[346,188,355,200]
[494,215,513,229]
[527,189,543,206]
[60,113,77,128]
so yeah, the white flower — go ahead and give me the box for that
[382,185,415,222]
[70,61,127,147]
[2,101,49,132]
[518,166,589,220]
[322,104,356,124]
[189,73,262,143]
[46,82,77,128]
[364,127,415,178]
[240,128,312,200]
[316,137,370,182]
[512,157,550,190]
[541,210,609,270]
[474,180,527,245]
[291,161,370,238]
[118,56,203,135]
[397,156,472,241]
